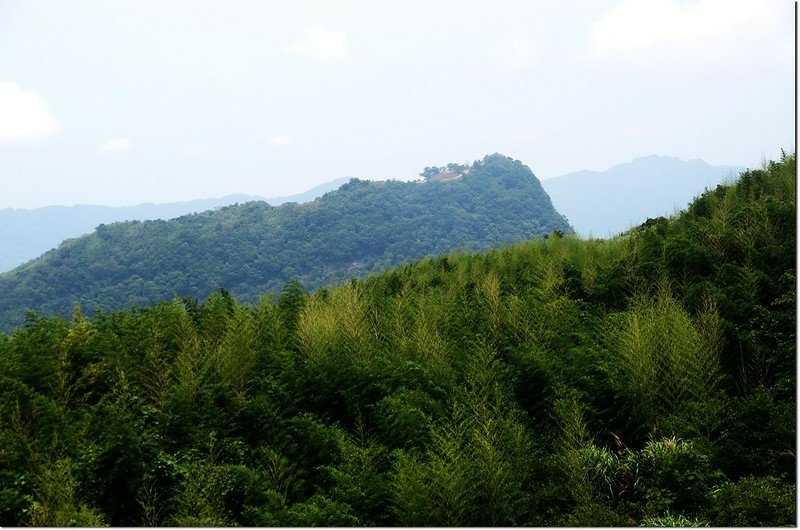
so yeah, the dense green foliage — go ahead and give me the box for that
[0,153,794,526]
[0,154,570,331]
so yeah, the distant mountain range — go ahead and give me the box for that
[0,177,350,272]
[541,155,746,238]
[0,154,570,329]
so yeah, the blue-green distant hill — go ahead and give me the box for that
[542,155,745,238]
[0,178,350,273]
[0,154,570,329]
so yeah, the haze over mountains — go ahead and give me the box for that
[542,155,745,238]
[0,0,792,525]
[0,178,350,273]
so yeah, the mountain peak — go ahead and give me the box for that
[543,155,745,237]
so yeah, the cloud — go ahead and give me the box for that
[288,24,348,61]
[589,0,783,68]
[0,83,59,143]
[494,35,540,70]
[269,134,293,148]
[97,138,133,153]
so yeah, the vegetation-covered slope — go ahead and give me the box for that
[0,153,793,526]
[0,194,262,274]
[0,154,570,330]
[0,178,350,274]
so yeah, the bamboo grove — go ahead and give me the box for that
[0,153,795,526]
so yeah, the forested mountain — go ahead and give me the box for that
[542,155,744,237]
[0,154,570,330]
[0,177,350,273]
[0,153,793,527]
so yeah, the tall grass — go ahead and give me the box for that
[606,285,723,435]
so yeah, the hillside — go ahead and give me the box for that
[0,178,350,273]
[0,153,793,527]
[0,154,571,329]
[542,155,744,237]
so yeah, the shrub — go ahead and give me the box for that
[627,437,722,517]
[709,476,796,527]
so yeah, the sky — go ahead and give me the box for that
[0,0,795,209]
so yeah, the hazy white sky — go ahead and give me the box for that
[0,0,794,208]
